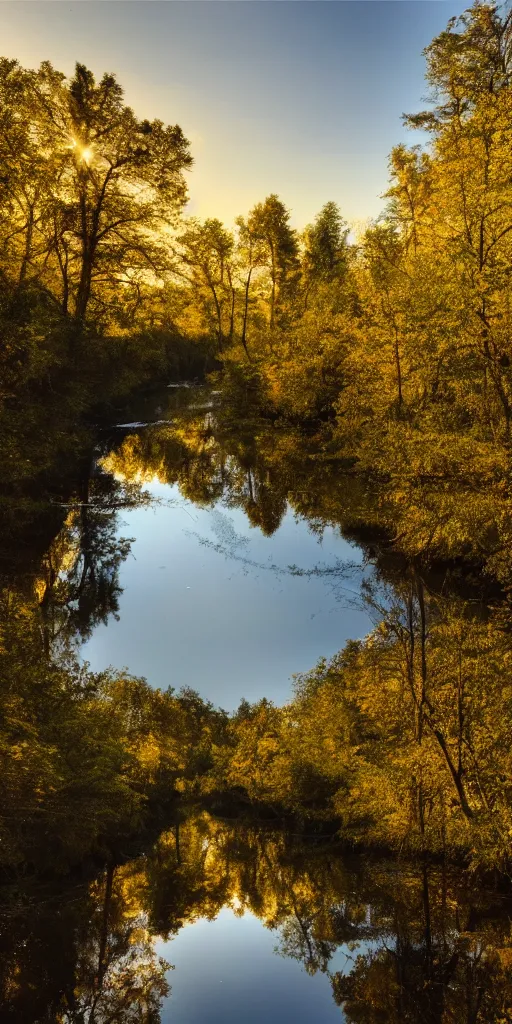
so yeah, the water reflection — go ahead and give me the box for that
[2,384,512,1020]
[2,810,512,1023]
[81,385,373,707]
[79,488,369,707]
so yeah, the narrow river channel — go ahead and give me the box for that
[77,384,376,1020]
[82,384,372,708]
[2,383,511,1024]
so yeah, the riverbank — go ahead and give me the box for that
[4,805,512,1023]
[2,380,511,879]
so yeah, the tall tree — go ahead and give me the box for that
[0,60,193,325]
[234,214,268,360]
[0,59,56,292]
[178,218,235,351]
[247,194,299,331]
[405,3,512,437]
[301,201,349,307]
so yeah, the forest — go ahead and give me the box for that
[3,0,512,922]
[5,3,512,575]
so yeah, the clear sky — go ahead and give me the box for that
[2,1,468,228]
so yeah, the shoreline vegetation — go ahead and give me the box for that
[4,0,512,893]
[7,809,512,1023]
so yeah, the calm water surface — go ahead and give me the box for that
[3,384,510,1023]
[156,907,347,1023]
[81,385,373,708]
[76,387,371,1020]
[4,808,511,1023]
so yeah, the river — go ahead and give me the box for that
[1,383,512,1023]
[81,384,373,708]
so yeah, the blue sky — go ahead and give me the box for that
[2,1,468,227]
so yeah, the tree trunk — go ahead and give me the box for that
[207,276,224,353]
[75,249,94,321]
[18,205,34,287]
[227,268,236,345]
[269,238,276,332]
[241,268,253,361]
[97,862,115,987]
[393,322,403,412]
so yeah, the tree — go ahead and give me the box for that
[384,145,431,254]
[234,214,268,359]
[0,60,193,326]
[178,218,235,351]
[246,194,299,332]
[405,3,512,438]
[301,201,349,307]
[0,59,56,292]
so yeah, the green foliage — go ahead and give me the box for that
[302,200,350,304]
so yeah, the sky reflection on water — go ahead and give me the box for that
[81,478,371,709]
[157,908,346,1024]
